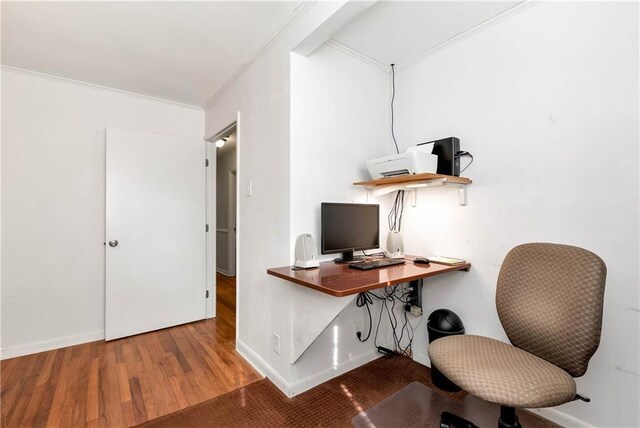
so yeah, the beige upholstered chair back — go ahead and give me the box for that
[496,243,606,377]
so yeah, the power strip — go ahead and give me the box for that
[404,280,423,316]
[377,346,396,356]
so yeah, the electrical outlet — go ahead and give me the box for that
[353,321,363,340]
[272,333,280,355]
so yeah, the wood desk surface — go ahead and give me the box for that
[267,257,471,297]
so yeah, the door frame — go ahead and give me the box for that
[227,170,237,276]
[205,140,216,318]
[205,117,240,330]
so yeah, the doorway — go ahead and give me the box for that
[211,123,238,340]
[215,128,237,277]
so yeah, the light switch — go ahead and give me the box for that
[246,180,252,197]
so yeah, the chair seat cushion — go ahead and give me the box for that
[428,335,576,408]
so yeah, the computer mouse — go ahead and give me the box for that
[413,258,431,265]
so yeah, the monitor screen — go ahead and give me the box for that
[321,203,379,261]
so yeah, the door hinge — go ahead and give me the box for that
[206,290,210,298]
[206,224,209,232]
[205,159,209,167]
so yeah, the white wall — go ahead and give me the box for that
[208,2,638,425]
[204,1,357,390]
[289,43,391,388]
[216,147,236,275]
[392,2,638,426]
[1,68,204,358]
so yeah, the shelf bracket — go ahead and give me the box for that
[404,178,447,190]
[457,185,467,206]
[367,178,451,204]
[368,184,406,198]
[409,188,417,207]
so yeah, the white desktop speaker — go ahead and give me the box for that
[294,233,320,268]
[385,231,405,259]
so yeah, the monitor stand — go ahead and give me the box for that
[334,251,365,264]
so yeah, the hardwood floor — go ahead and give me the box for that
[1,274,260,427]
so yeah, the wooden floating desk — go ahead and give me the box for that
[267,257,471,297]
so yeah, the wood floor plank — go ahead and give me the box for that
[1,372,22,426]
[167,375,190,409]
[116,364,131,404]
[98,342,124,427]
[34,346,67,426]
[136,373,164,421]
[1,358,19,392]
[0,274,256,427]
[86,358,100,424]
[45,348,72,428]
[61,353,86,427]
[128,377,148,426]
[20,384,47,427]
[119,400,137,428]
[5,352,49,426]
[35,350,59,388]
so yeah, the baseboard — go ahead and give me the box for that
[216,267,230,276]
[0,330,105,360]
[288,350,381,397]
[236,341,381,399]
[236,339,291,396]
[529,408,595,428]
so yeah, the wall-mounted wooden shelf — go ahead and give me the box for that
[353,173,472,206]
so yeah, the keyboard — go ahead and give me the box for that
[349,259,406,270]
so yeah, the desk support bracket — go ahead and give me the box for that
[366,177,452,207]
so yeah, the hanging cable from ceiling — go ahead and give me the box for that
[390,63,400,155]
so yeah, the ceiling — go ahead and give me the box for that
[1,1,301,107]
[2,1,523,107]
[332,1,521,67]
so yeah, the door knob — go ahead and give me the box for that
[108,240,119,247]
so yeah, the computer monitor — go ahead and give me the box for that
[321,202,380,263]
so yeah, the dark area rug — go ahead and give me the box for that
[136,355,558,428]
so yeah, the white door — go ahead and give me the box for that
[106,128,206,340]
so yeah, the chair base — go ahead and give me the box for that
[440,411,479,428]
[498,406,521,428]
[440,406,521,428]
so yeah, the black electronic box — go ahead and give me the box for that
[418,137,460,176]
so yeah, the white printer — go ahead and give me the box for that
[366,145,438,179]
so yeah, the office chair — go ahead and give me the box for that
[428,243,606,428]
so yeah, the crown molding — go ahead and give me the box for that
[396,0,543,72]
[203,1,317,110]
[325,39,389,73]
[1,65,203,111]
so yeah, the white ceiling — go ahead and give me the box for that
[332,1,521,67]
[1,1,301,107]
